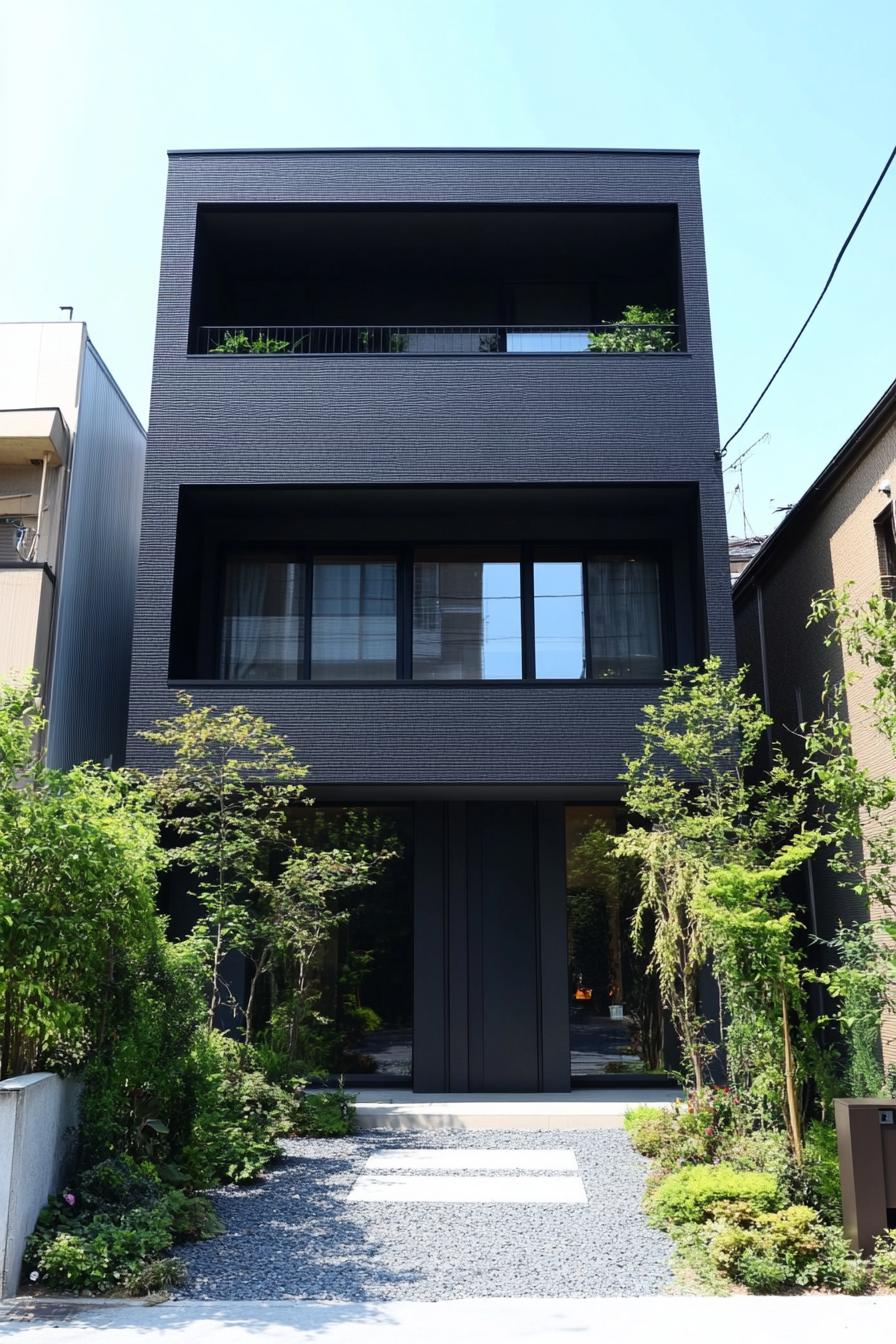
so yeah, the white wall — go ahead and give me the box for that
[0,1073,81,1298]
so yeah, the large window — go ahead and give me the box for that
[219,554,304,680]
[588,556,663,680]
[413,550,522,680]
[311,556,397,681]
[215,547,667,682]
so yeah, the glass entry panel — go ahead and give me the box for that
[288,806,413,1083]
[565,806,663,1078]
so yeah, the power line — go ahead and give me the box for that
[720,142,896,458]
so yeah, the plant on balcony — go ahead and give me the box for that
[356,329,408,353]
[587,304,677,353]
[209,330,291,354]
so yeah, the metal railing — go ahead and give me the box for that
[195,324,680,356]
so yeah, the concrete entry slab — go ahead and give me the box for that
[348,1088,681,1131]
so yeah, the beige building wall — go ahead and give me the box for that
[735,409,896,1076]
[0,569,54,686]
[0,324,85,689]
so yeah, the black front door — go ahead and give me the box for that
[413,801,568,1091]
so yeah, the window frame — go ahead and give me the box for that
[207,539,675,686]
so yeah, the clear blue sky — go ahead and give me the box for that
[1,0,894,536]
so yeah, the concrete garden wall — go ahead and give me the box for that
[0,1072,81,1298]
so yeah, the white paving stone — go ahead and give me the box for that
[365,1147,578,1171]
[347,1171,587,1203]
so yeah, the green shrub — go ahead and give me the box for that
[164,1189,223,1242]
[76,1157,163,1217]
[709,1205,865,1294]
[125,1256,187,1296]
[870,1229,896,1289]
[624,1106,673,1157]
[26,1202,174,1293]
[587,305,677,353]
[294,1090,355,1137]
[648,1164,779,1225]
[181,1032,298,1186]
[79,937,205,1167]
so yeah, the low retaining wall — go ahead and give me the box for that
[0,1072,81,1298]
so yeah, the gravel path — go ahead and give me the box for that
[174,1129,673,1300]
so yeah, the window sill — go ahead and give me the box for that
[166,678,667,690]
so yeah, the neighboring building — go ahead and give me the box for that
[728,534,766,582]
[127,148,734,1091]
[732,378,896,1076]
[0,322,146,767]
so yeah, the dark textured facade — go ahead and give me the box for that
[127,149,733,1090]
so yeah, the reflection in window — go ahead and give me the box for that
[290,806,413,1082]
[565,806,663,1078]
[219,555,304,680]
[412,552,522,680]
[534,560,586,678]
[311,556,397,680]
[588,556,662,680]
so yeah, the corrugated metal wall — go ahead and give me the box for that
[46,344,145,767]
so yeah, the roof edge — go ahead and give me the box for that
[167,146,701,159]
[732,376,896,603]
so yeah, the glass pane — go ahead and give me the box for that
[412,552,522,680]
[588,555,663,680]
[289,806,413,1083]
[566,806,663,1078]
[534,560,586,678]
[219,555,303,680]
[311,556,397,680]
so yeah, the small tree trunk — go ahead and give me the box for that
[781,989,803,1164]
[245,949,270,1044]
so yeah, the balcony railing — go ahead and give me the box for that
[195,323,681,356]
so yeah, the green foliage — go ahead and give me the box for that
[75,1156,164,1216]
[79,936,206,1166]
[0,676,164,1079]
[624,1106,673,1158]
[24,1157,220,1294]
[709,1205,864,1293]
[27,1203,175,1293]
[181,1032,298,1186]
[294,1089,355,1137]
[647,1164,779,1225]
[804,586,896,1089]
[869,1229,896,1289]
[140,694,308,1032]
[164,1189,223,1242]
[587,305,677,353]
[210,330,291,354]
[617,658,817,1120]
[125,1257,187,1296]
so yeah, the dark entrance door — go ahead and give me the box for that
[414,801,568,1091]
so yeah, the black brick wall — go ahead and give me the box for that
[127,150,734,787]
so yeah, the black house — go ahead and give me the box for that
[127,148,734,1092]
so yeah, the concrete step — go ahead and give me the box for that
[349,1088,681,1131]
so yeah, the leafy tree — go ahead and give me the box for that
[0,678,161,1079]
[139,694,307,1032]
[804,586,896,1092]
[616,658,820,1146]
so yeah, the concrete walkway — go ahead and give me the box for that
[3,1296,896,1342]
[351,1087,680,1130]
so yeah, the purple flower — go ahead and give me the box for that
[63,1192,76,1207]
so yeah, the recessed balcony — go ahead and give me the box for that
[188,205,684,354]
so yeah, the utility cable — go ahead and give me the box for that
[720,142,896,457]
